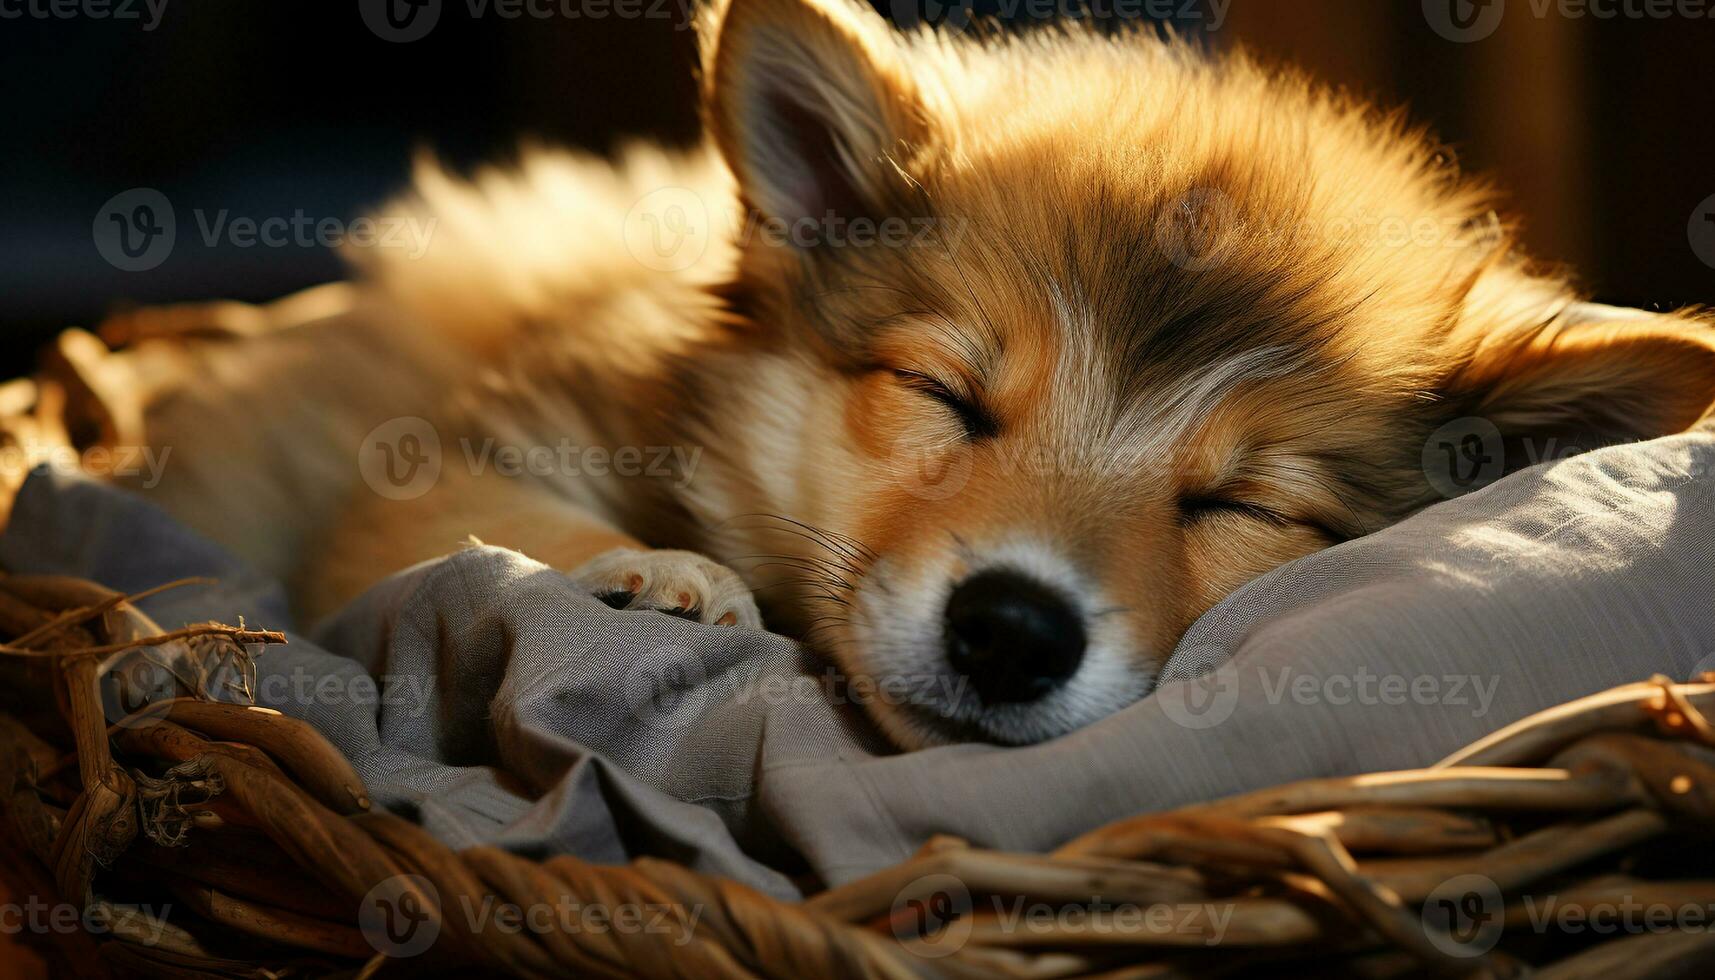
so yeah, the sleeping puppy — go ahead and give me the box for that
[122,0,1715,748]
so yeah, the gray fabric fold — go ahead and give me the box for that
[5,429,1711,891]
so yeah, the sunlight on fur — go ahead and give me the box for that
[127,0,1715,749]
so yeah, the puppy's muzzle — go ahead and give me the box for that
[944,569,1086,704]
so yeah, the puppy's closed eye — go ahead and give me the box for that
[1178,495,1292,527]
[892,369,998,439]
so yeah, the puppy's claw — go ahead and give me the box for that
[569,548,762,629]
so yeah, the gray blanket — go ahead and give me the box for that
[6,430,1713,897]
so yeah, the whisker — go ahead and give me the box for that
[760,512,878,563]
[732,561,852,593]
[720,515,872,570]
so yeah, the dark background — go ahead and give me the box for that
[2,0,1712,375]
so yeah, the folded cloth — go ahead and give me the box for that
[5,429,1712,891]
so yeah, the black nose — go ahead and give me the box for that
[944,570,1087,705]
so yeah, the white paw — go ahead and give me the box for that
[568,548,762,628]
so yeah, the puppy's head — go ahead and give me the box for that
[700,0,1715,747]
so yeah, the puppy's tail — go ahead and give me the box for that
[344,142,740,367]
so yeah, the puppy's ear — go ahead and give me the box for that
[1442,300,1715,460]
[702,0,925,230]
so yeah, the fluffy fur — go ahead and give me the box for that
[124,0,1715,748]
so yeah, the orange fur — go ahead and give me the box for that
[125,0,1715,747]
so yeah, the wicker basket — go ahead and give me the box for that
[2,572,1714,978]
[4,314,1715,978]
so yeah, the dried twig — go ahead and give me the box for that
[6,576,214,650]
[0,621,286,659]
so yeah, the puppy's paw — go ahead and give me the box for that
[568,548,761,628]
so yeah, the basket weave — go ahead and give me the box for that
[2,575,1714,978]
[4,314,1715,978]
